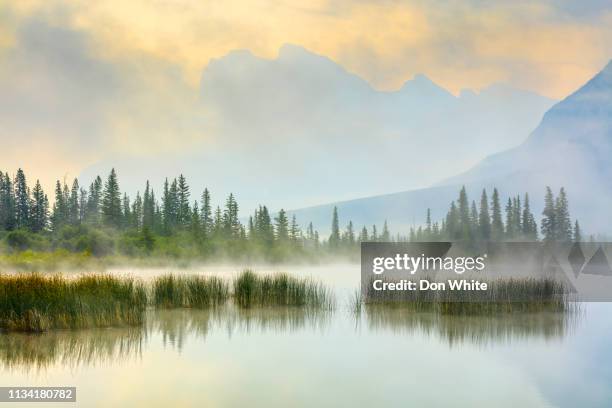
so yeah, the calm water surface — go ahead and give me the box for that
[1,265,611,407]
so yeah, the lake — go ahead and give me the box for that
[1,265,611,407]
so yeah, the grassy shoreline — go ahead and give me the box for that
[0,274,147,332]
[0,271,334,332]
[1,270,577,333]
[359,276,574,315]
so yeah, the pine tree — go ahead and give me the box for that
[381,220,390,241]
[522,193,537,240]
[432,222,440,239]
[142,181,154,229]
[169,179,179,229]
[513,196,522,234]
[14,169,30,229]
[505,198,514,239]
[122,193,131,228]
[248,215,255,237]
[275,209,289,242]
[555,187,572,242]
[289,215,300,243]
[306,222,315,242]
[68,178,80,225]
[29,180,48,232]
[446,201,459,240]
[416,226,423,241]
[132,192,143,229]
[78,187,87,223]
[371,225,378,242]
[574,220,582,242]
[425,208,432,237]
[200,188,212,238]
[0,171,4,228]
[253,205,273,247]
[177,174,191,227]
[329,206,340,249]
[541,186,556,243]
[85,176,102,226]
[0,172,16,230]
[191,201,201,238]
[359,226,368,242]
[52,180,68,231]
[213,206,223,239]
[223,193,240,239]
[478,189,491,240]
[470,200,479,240]
[344,221,355,246]
[162,178,176,233]
[153,201,162,233]
[457,187,470,241]
[101,168,122,228]
[491,188,504,241]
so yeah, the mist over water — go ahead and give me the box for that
[1,265,611,407]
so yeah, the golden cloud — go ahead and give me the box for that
[2,0,608,98]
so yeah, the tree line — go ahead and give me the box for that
[409,186,581,245]
[0,168,339,259]
[0,168,582,260]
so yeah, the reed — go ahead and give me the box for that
[233,270,333,309]
[152,274,229,308]
[361,276,573,315]
[0,273,147,332]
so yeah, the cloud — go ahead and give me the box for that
[4,0,610,99]
[0,0,610,199]
[0,11,205,191]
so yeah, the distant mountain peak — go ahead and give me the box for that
[529,59,612,137]
[404,73,435,86]
[399,73,454,99]
[276,43,346,73]
[278,43,312,58]
[436,58,612,234]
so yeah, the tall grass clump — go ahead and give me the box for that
[233,270,333,309]
[0,274,147,332]
[152,274,229,308]
[363,276,573,315]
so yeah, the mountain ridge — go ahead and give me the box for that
[290,59,612,235]
[81,44,556,213]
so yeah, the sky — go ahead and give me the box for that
[0,0,611,194]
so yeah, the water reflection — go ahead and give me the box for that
[0,306,580,370]
[151,307,332,350]
[0,307,333,369]
[0,328,145,371]
[362,306,580,346]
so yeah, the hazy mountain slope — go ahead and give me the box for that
[81,44,554,213]
[437,60,612,232]
[291,60,612,236]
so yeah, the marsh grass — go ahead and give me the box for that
[361,276,573,315]
[152,275,229,308]
[0,270,331,332]
[0,274,147,332]
[233,270,333,309]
